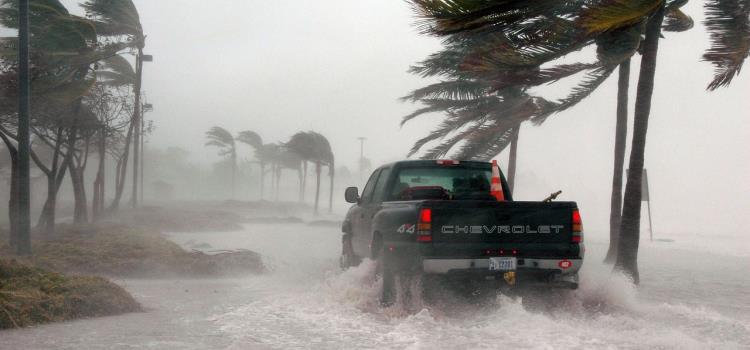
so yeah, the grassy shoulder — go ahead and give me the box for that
[110,206,247,232]
[0,258,141,330]
[0,224,264,278]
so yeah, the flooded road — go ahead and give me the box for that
[2,221,748,349]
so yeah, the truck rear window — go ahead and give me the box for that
[390,167,494,201]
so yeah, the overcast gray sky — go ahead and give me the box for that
[63,1,750,236]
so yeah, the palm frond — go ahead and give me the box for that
[533,66,616,124]
[401,79,490,102]
[236,130,263,150]
[459,18,593,72]
[663,7,694,32]
[401,97,490,126]
[578,0,664,34]
[96,54,135,87]
[487,63,600,91]
[81,0,143,39]
[595,22,644,64]
[205,126,235,150]
[451,121,517,160]
[702,0,750,90]
[409,0,581,36]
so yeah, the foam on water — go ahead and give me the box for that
[181,223,750,350]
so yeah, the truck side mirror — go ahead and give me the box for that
[345,187,360,204]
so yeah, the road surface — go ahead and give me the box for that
[2,221,748,349]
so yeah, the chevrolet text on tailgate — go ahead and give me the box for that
[340,160,584,305]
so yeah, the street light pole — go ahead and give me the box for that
[16,0,32,255]
[357,137,367,182]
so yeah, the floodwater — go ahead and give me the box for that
[2,220,748,350]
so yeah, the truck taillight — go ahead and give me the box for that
[572,209,583,243]
[417,208,432,242]
[436,160,460,166]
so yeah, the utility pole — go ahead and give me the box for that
[357,137,366,182]
[140,108,145,204]
[140,101,153,204]
[16,0,32,255]
[130,50,143,208]
[130,51,152,208]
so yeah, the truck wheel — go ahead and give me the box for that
[371,234,395,306]
[378,246,396,307]
[339,234,360,270]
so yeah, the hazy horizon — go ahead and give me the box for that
[52,0,750,237]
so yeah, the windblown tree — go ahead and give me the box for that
[265,143,303,201]
[401,5,644,167]
[0,0,150,240]
[67,106,100,224]
[308,132,335,214]
[205,126,238,196]
[287,131,335,214]
[603,1,693,263]
[286,131,316,203]
[86,81,131,220]
[236,130,267,199]
[260,143,283,200]
[578,1,697,281]
[95,54,137,212]
[407,0,697,282]
[82,0,146,209]
[0,0,123,236]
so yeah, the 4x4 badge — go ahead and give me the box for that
[396,224,416,234]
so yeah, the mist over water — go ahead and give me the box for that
[191,223,750,350]
[1,216,748,349]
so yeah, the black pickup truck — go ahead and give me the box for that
[341,160,584,304]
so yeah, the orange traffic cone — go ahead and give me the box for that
[491,160,505,201]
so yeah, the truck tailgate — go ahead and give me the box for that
[426,200,576,244]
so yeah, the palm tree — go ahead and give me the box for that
[287,131,334,214]
[205,126,237,196]
[601,0,694,264]
[82,0,146,209]
[271,144,304,201]
[287,131,317,202]
[604,59,631,264]
[236,130,266,198]
[401,33,624,164]
[403,2,657,168]
[407,0,700,281]
[613,4,667,283]
[96,54,136,213]
[0,0,113,237]
[579,1,697,280]
[309,132,334,215]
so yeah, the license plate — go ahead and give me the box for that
[489,257,517,271]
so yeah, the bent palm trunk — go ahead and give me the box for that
[329,166,334,214]
[615,5,666,284]
[314,162,321,215]
[110,122,135,212]
[605,59,631,264]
